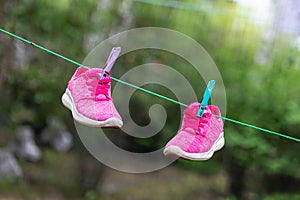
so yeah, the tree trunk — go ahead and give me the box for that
[226,158,247,199]
[0,34,14,92]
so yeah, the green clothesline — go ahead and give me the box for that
[0,28,299,143]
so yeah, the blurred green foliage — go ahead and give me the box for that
[1,0,300,199]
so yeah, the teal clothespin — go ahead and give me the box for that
[197,80,216,118]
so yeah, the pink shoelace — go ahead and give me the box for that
[95,79,111,101]
[182,108,211,135]
[86,75,111,101]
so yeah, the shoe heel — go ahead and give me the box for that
[61,92,72,110]
[214,135,225,152]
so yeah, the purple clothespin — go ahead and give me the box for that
[100,47,121,80]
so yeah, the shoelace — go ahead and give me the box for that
[182,107,212,135]
[197,112,211,136]
[95,80,111,101]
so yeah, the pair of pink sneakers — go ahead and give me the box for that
[62,66,224,160]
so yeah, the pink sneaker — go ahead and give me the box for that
[61,66,123,128]
[163,102,224,160]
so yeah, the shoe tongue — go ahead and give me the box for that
[85,68,104,78]
[85,68,111,82]
[188,102,200,113]
[187,102,211,115]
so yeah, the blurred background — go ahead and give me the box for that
[1,0,300,199]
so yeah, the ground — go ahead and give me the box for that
[0,148,229,200]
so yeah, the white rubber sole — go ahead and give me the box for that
[61,89,123,128]
[163,132,225,160]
